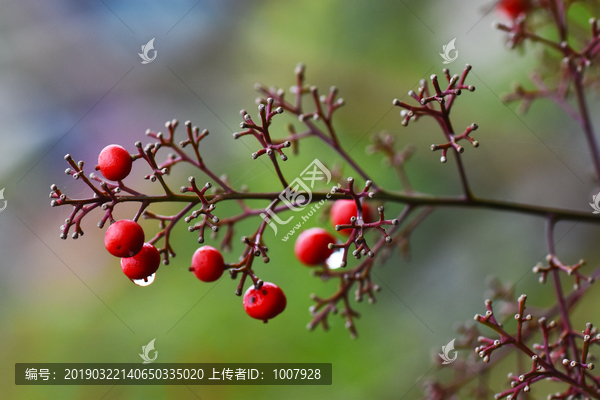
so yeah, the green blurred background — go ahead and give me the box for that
[2,0,600,399]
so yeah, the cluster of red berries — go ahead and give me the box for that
[97,146,374,321]
[294,199,374,266]
[98,145,161,283]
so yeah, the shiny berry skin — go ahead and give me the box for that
[294,227,336,266]
[497,0,530,19]
[121,243,161,280]
[97,144,132,181]
[189,246,225,282]
[243,282,287,322]
[330,199,374,235]
[104,219,145,257]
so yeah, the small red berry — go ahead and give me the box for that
[497,0,531,19]
[330,199,374,235]
[97,144,133,181]
[189,246,225,282]
[121,243,160,280]
[294,227,336,266]
[104,219,145,257]
[243,282,287,322]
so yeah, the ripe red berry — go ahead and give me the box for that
[104,219,145,257]
[330,199,374,235]
[294,227,336,266]
[97,144,133,181]
[497,0,531,19]
[189,246,225,282]
[243,282,287,322]
[121,243,161,280]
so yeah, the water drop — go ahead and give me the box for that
[132,273,156,287]
[326,248,344,270]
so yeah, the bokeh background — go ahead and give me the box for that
[2,0,600,399]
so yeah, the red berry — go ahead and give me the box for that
[243,282,287,322]
[104,219,145,257]
[121,243,160,280]
[497,0,530,19]
[294,227,336,266]
[330,199,374,235]
[97,144,132,181]
[190,246,225,282]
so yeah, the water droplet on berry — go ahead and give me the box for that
[326,248,344,269]
[132,273,156,287]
